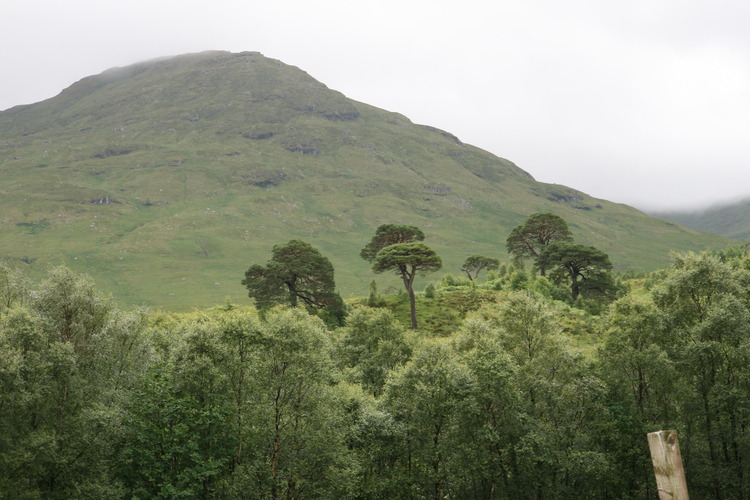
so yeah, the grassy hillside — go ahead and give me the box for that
[653,199,750,240]
[0,51,734,308]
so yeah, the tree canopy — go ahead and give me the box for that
[461,254,500,281]
[360,224,425,262]
[9,248,750,499]
[242,240,345,323]
[537,242,613,301]
[372,242,442,329]
[506,212,573,275]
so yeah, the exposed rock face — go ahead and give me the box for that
[324,111,360,121]
[244,172,288,188]
[92,148,134,159]
[242,131,275,140]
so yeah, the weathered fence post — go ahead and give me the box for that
[648,430,689,500]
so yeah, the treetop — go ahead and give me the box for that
[372,242,442,275]
[360,224,425,262]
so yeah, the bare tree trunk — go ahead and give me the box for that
[407,285,417,329]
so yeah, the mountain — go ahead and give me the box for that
[652,199,750,241]
[0,50,734,308]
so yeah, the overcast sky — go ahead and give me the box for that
[3,0,749,211]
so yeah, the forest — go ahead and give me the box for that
[2,216,750,499]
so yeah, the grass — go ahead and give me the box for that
[0,51,737,309]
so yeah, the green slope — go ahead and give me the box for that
[0,51,734,308]
[653,200,750,241]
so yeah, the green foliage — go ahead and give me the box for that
[0,262,28,311]
[242,240,345,325]
[538,242,615,301]
[509,268,530,290]
[371,242,443,277]
[360,224,425,263]
[381,342,475,498]
[451,293,616,498]
[231,307,354,498]
[506,212,573,273]
[599,295,677,424]
[9,249,750,499]
[460,254,500,281]
[116,368,233,499]
[32,266,112,347]
[649,252,750,497]
[366,279,382,306]
[596,295,677,497]
[373,287,494,336]
[0,267,148,500]
[116,306,356,499]
[496,262,509,277]
[336,307,412,396]
[439,272,471,289]
[594,252,750,498]
[372,242,442,329]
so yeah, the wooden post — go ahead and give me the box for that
[648,430,689,500]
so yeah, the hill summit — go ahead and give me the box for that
[0,51,731,308]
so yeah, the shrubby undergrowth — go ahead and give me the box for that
[2,248,750,499]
